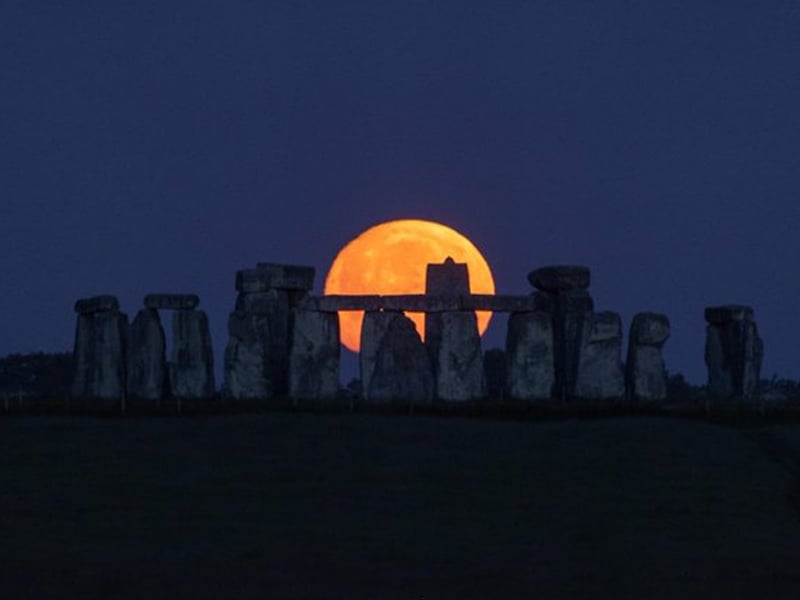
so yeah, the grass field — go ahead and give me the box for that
[2,413,800,598]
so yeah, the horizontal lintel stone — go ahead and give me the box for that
[704,305,754,324]
[144,294,200,310]
[74,295,120,314]
[296,294,539,313]
[236,263,316,293]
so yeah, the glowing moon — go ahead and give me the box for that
[324,219,495,352]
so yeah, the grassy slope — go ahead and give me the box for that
[1,414,799,599]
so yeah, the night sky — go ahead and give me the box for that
[2,2,799,384]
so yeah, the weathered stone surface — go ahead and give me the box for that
[427,311,485,402]
[235,289,290,316]
[296,294,539,313]
[225,289,291,399]
[236,263,316,293]
[483,348,507,400]
[705,307,763,400]
[144,294,199,311]
[224,313,272,399]
[506,311,554,401]
[126,309,166,402]
[74,295,119,314]
[704,305,754,325]
[573,311,625,400]
[235,269,272,294]
[297,295,383,312]
[528,266,590,292]
[626,313,670,403]
[289,310,340,401]
[534,288,594,400]
[71,309,129,404]
[169,310,215,399]
[426,257,470,296]
[360,311,433,405]
[255,263,316,291]
[631,312,670,346]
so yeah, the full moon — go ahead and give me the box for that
[324,219,495,352]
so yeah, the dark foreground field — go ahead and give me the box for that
[2,413,800,599]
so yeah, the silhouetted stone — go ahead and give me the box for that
[574,311,625,400]
[71,305,129,405]
[224,313,273,399]
[626,313,670,403]
[704,305,754,325]
[126,308,166,402]
[425,257,470,296]
[533,285,594,400]
[483,348,507,400]
[360,311,433,405]
[224,289,292,399]
[506,311,554,401]
[289,310,340,401]
[144,294,200,311]
[705,305,763,400]
[169,310,215,399]
[74,295,119,314]
[235,269,272,294]
[235,289,289,315]
[236,263,316,293]
[255,262,315,291]
[427,311,485,402]
[296,294,539,313]
[528,266,590,292]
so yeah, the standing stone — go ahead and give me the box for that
[626,313,670,403]
[426,257,471,296]
[225,264,314,400]
[169,309,215,399]
[289,310,340,401]
[529,266,594,400]
[224,312,274,399]
[127,308,167,403]
[225,288,291,399]
[704,305,763,400]
[71,296,128,406]
[506,311,555,401]
[573,311,625,400]
[428,311,486,402]
[360,311,433,405]
[424,258,485,402]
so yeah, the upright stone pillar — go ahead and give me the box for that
[626,313,670,403]
[573,311,625,400]
[424,258,485,402]
[506,311,554,401]
[169,309,215,399]
[224,263,314,400]
[127,308,167,403]
[528,266,593,400]
[289,310,340,401]
[71,295,129,407]
[360,311,433,405]
[704,305,763,400]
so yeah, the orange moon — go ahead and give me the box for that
[324,219,495,352]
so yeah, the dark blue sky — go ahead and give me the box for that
[2,2,799,383]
